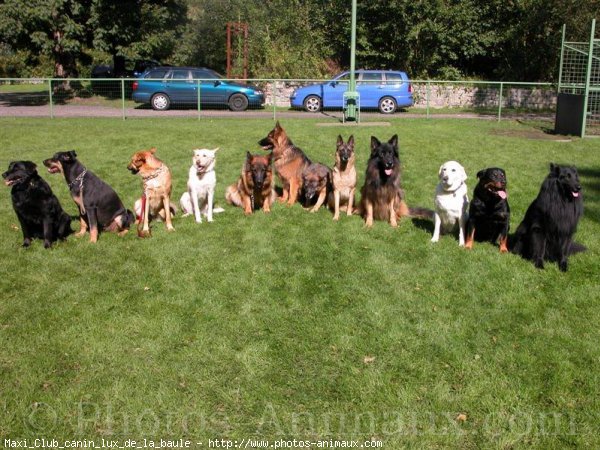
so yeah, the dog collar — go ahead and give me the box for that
[142,165,165,182]
[68,169,87,189]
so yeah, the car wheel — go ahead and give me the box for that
[378,96,397,114]
[151,93,170,111]
[303,95,322,113]
[228,93,249,111]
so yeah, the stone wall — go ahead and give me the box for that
[259,81,557,110]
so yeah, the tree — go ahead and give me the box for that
[0,0,90,78]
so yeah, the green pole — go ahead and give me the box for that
[197,79,201,119]
[272,80,277,121]
[345,0,358,121]
[48,78,54,119]
[426,81,430,119]
[581,19,595,138]
[498,82,503,121]
[121,78,126,120]
[557,24,566,94]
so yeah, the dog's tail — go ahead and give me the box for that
[212,206,225,214]
[225,184,243,208]
[570,242,587,255]
[406,206,434,220]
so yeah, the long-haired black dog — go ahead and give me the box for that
[3,161,72,248]
[510,163,585,272]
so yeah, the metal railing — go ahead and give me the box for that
[0,77,557,122]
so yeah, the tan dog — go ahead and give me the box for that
[226,152,276,215]
[329,135,356,221]
[127,148,174,237]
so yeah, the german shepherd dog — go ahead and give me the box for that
[3,161,72,248]
[510,164,585,271]
[301,162,332,213]
[43,151,133,243]
[226,152,276,215]
[465,167,510,252]
[330,135,356,221]
[258,121,311,206]
[359,135,431,227]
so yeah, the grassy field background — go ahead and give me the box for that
[0,117,599,448]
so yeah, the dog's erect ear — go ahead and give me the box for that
[337,135,344,146]
[246,151,252,161]
[212,147,219,153]
[370,136,381,153]
[477,169,486,179]
[388,134,398,149]
[149,147,157,154]
[274,121,282,132]
[348,135,355,147]
[550,162,561,175]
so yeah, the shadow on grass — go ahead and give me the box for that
[578,167,600,223]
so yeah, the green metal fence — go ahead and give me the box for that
[0,77,556,123]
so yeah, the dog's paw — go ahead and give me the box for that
[333,215,340,221]
[430,236,439,243]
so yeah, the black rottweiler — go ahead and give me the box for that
[510,164,585,272]
[465,167,510,252]
[43,151,134,243]
[3,161,72,248]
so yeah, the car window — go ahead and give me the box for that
[384,73,405,85]
[172,69,192,82]
[333,72,351,82]
[358,72,382,85]
[145,69,169,80]
[192,69,219,80]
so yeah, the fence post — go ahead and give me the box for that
[497,82,504,121]
[197,79,201,119]
[426,81,430,119]
[48,78,54,119]
[121,79,126,120]
[272,80,277,121]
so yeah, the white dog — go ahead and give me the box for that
[180,148,223,223]
[431,160,469,246]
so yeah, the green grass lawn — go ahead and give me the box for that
[0,117,599,448]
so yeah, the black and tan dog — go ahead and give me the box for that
[301,162,332,213]
[43,151,133,243]
[225,152,276,215]
[465,167,510,252]
[259,121,311,206]
[330,135,356,221]
[3,161,72,248]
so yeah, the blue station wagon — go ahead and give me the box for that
[290,70,413,114]
[132,67,265,111]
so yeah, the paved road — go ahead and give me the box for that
[0,103,551,122]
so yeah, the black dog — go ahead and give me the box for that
[510,163,585,272]
[465,168,510,252]
[43,151,134,243]
[3,161,72,248]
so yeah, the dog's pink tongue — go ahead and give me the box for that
[385,169,392,176]
[497,190,507,199]
[573,191,580,198]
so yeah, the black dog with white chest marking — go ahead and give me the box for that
[510,163,585,272]
[3,161,72,248]
[43,151,134,243]
[465,167,510,252]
